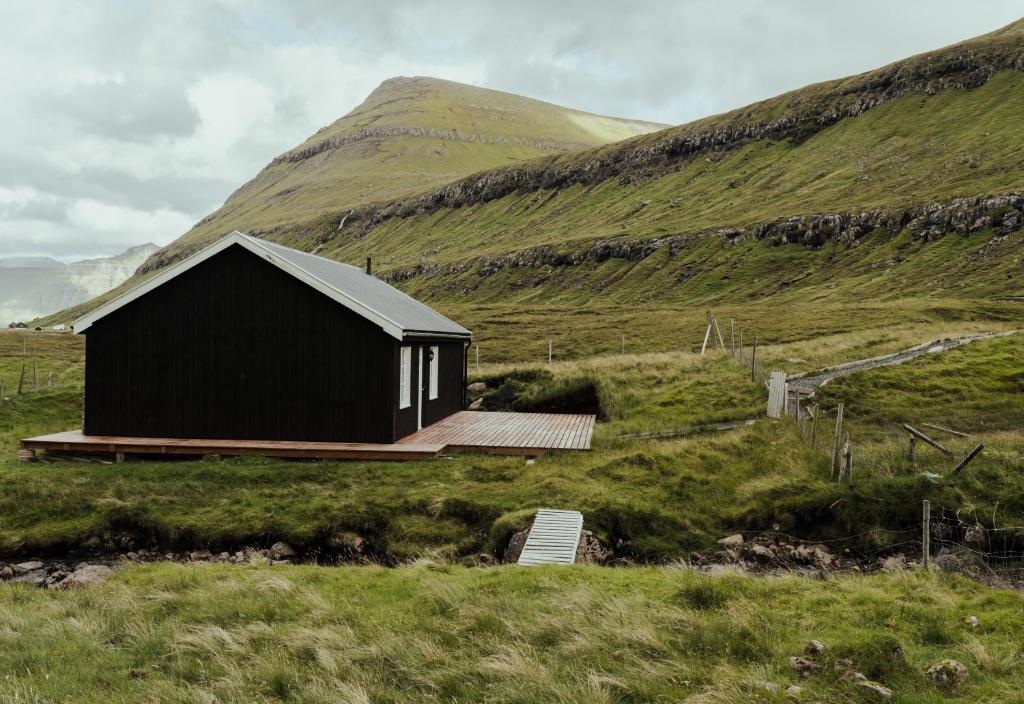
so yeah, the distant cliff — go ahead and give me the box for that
[0,243,158,324]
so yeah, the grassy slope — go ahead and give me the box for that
[3,564,1022,703]
[157,77,666,260]
[339,71,1024,303]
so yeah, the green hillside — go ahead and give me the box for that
[142,77,666,270]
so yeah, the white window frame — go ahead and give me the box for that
[399,346,412,409]
[428,345,439,400]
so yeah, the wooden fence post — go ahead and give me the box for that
[831,402,845,480]
[730,319,735,357]
[739,330,744,361]
[843,433,852,481]
[810,404,819,448]
[0,380,4,406]
[922,499,931,569]
[475,344,480,373]
[701,312,713,355]
[952,444,985,474]
[750,335,758,381]
[713,315,725,351]
[33,360,38,390]
[47,371,53,388]
[548,339,552,364]
[908,435,916,464]
[17,365,25,395]
[621,333,625,355]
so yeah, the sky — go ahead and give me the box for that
[0,0,1021,261]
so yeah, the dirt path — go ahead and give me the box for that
[788,331,1017,393]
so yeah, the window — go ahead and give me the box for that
[428,346,439,400]
[399,346,411,408]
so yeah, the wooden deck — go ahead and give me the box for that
[20,431,446,461]
[20,411,595,462]
[398,411,594,455]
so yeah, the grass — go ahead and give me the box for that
[2,564,1022,702]
[2,327,1023,561]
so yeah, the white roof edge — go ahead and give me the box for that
[72,231,415,340]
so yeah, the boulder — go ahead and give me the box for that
[717,534,744,546]
[747,543,776,563]
[788,656,819,678]
[504,529,530,563]
[575,530,611,564]
[13,561,44,574]
[269,542,296,560]
[927,659,970,688]
[468,398,483,410]
[856,681,893,699]
[328,531,365,555]
[879,554,908,572]
[52,564,113,590]
[467,382,487,394]
[805,640,826,655]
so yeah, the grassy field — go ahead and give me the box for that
[2,564,1022,702]
[1,321,1022,562]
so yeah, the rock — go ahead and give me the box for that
[468,398,483,410]
[805,640,826,655]
[328,531,365,555]
[856,681,893,699]
[834,658,855,675]
[927,659,970,688]
[269,559,291,566]
[717,534,744,546]
[879,554,908,572]
[788,656,819,678]
[43,569,70,588]
[747,543,775,563]
[13,561,44,574]
[0,565,14,579]
[964,615,980,629]
[755,680,781,694]
[269,542,296,560]
[964,524,986,546]
[575,529,611,564]
[81,536,103,550]
[125,552,139,561]
[467,382,487,394]
[477,553,495,565]
[504,529,530,563]
[52,564,113,590]
[786,684,803,696]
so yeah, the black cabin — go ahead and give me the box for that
[73,232,472,444]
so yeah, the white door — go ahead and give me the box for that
[416,346,424,430]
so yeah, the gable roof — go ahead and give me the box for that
[72,232,471,340]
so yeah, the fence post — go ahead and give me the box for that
[831,402,845,480]
[17,365,25,395]
[730,319,735,357]
[810,404,819,448]
[750,335,757,381]
[739,330,744,362]
[700,312,713,355]
[33,360,38,390]
[548,339,552,364]
[475,344,480,373]
[922,499,931,569]
[0,380,4,406]
[621,333,625,355]
[908,435,916,464]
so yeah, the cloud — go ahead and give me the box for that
[0,0,1022,260]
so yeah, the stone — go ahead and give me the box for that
[467,382,487,393]
[52,564,113,590]
[786,684,803,696]
[880,554,907,572]
[269,542,297,560]
[964,615,980,629]
[747,543,775,563]
[504,529,530,563]
[927,659,970,688]
[856,681,893,699]
[755,680,781,693]
[788,656,819,678]
[575,530,611,564]
[805,640,826,654]
[328,531,365,555]
[468,398,483,410]
[13,561,44,574]
[0,565,14,579]
[717,534,744,546]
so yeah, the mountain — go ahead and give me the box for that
[141,77,666,271]
[59,19,1024,324]
[0,243,158,324]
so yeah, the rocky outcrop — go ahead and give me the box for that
[376,191,1024,286]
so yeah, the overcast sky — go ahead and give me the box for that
[1,1,1021,261]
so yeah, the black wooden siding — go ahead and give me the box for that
[84,243,464,443]
[393,339,466,439]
